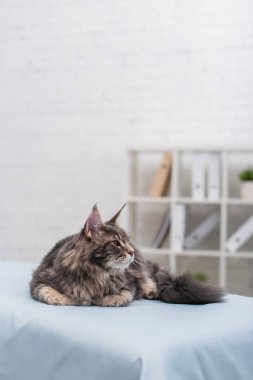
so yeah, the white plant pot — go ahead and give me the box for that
[240,181,253,199]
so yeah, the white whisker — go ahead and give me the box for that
[133,258,144,266]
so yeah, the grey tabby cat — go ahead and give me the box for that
[30,204,223,307]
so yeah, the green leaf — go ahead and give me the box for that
[239,168,253,181]
[193,272,208,282]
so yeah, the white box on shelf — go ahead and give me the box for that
[191,153,205,199]
[184,212,220,250]
[172,204,186,251]
[225,215,253,253]
[207,154,220,200]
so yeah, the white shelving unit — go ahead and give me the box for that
[125,148,253,291]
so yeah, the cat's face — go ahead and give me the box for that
[90,224,135,270]
[84,204,135,270]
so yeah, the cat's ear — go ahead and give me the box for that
[106,203,126,225]
[84,204,102,239]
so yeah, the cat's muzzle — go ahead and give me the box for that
[110,254,134,270]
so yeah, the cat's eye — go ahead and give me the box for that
[112,240,121,247]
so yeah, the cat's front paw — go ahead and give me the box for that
[116,290,134,306]
[95,290,133,307]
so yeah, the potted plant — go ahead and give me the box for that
[239,168,253,199]
[193,272,208,283]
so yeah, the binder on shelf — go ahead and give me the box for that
[191,153,205,199]
[151,209,171,248]
[184,212,220,250]
[225,215,253,253]
[172,204,186,251]
[207,154,220,200]
[149,153,172,197]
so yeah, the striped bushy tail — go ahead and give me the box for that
[154,267,224,305]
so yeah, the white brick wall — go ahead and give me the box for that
[0,0,253,261]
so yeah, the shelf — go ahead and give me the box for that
[126,148,253,294]
[139,249,253,259]
[127,196,171,204]
[129,147,253,154]
[129,148,172,154]
[176,250,220,257]
[128,196,221,205]
[127,196,253,205]
[139,247,171,255]
[225,199,253,205]
[139,248,220,257]
[176,197,221,205]
[225,252,253,259]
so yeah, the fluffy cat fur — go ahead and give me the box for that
[30,204,224,307]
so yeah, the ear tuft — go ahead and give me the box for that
[84,203,102,239]
[106,203,126,225]
[92,203,98,212]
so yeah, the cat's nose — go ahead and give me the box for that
[127,247,135,256]
[126,243,134,256]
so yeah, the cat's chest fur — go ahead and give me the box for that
[61,267,127,303]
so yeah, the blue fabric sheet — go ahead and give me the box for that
[0,261,253,380]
